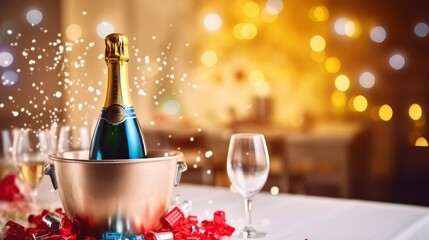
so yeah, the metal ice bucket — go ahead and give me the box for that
[44,150,187,238]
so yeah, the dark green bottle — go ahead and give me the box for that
[89,33,147,160]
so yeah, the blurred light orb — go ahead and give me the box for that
[243,1,260,18]
[344,20,356,37]
[415,137,428,147]
[309,5,329,22]
[201,50,217,67]
[1,70,19,85]
[352,95,368,112]
[389,54,405,70]
[324,56,341,73]
[370,26,387,43]
[409,103,422,121]
[163,99,180,115]
[310,35,326,52]
[331,91,346,107]
[0,51,14,67]
[26,9,43,26]
[359,71,375,89]
[55,91,62,98]
[334,17,349,35]
[379,104,393,121]
[66,24,82,41]
[334,18,360,38]
[270,186,280,195]
[205,150,213,158]
[96,22,114,39]
[335,74,350,92]
[414,22,429,37]
[266,0,284,15]
[241,23,258,39]
[233,24,244,39]
[249,70,265,87]
[204,13,222,31]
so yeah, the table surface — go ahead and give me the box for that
[3,181,429,240]
[172,184,429,240]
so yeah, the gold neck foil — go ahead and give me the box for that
[105,33,129,62]
[103,33,133,108]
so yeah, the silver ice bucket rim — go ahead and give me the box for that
[49,149,184,164]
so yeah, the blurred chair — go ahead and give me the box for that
[204,128,232,186]
[145,126,210,185]
[283,122,368,198]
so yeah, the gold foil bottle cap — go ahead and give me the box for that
[105,33,129,62]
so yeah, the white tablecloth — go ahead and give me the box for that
[173,184,429,240]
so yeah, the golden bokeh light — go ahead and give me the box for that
[345,19,362,38]
[415,137,428,147]
[248,70,265,87]
[233,23,244,39]
[310,35,326,52]
[325,57,341,73]
[331,91,347,107]
[409,103,423,121]
[65,24,82,41]
[351,95,368,112]
[201,50,218,67]
[243,1,260,18]
[335,74,350,92]
[379,104,393,121]
[233,23,258,39]
[309,5,329,22]
[241,23,258,39]
[334,18,361,38]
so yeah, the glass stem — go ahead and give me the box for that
[244,197,253,230]
[31,189,38,205]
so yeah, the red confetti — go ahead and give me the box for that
[162,207,185,229]
[2,207,234,240]
[0,174,24,201]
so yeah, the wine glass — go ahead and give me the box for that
[12,129,48,205]
[226,133,270,238]
[58,125,71,152]
[0,130,13,180]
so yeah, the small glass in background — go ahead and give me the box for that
[60,125,91,151]
[0,129,14,179]
[12,129,49,205]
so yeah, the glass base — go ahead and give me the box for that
[233,226,266,239]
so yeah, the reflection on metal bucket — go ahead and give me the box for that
[45,150,186,238]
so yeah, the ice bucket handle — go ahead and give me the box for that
[44,163,58,190]
[175,161,187,186]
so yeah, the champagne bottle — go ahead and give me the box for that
[89,33,147,160]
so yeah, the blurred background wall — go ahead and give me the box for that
[1,0,428,205]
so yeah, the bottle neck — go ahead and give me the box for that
[103,61,133,108]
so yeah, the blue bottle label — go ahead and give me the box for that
[101,104,136,125]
